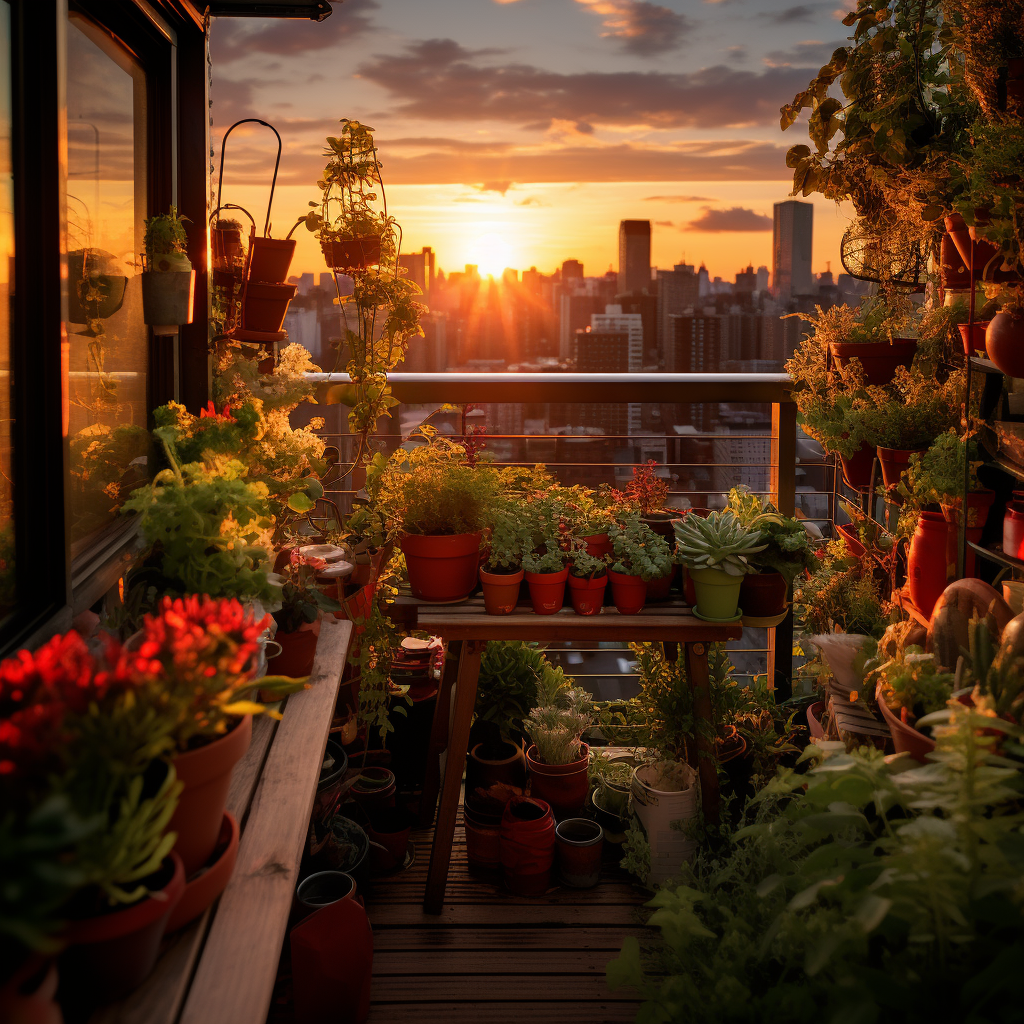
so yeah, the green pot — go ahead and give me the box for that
[688,566,743,621]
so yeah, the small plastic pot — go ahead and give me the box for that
[555,818,603,888]
[608,568,646,615]
[480,566,524,615]
[568,571,607,615]
[525,566,569,614]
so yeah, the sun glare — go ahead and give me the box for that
[466,232,514,278]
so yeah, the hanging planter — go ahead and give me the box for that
[400,531,483,602]
[247,236,296,284]
[525,566,569,614]
[322,236,382,271]
[876,446,925,489]
[568,569,607,615]
[986,310,1024,377]
[242,281,296,333]
[68,248,128,323]
[939,232,972,290]
[829,338,917,386]
[839,443,876,490]
[480,566,523,615]
[141,208,195,333]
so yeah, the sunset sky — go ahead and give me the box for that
[210,0,854,282]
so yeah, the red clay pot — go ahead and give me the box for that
[242,281,296,332]
[907,511,949,619]
[500,797,555,896]
[835,522,866,559]
[467,740,528,806]
[525,742,590,818]
[568,571,607,615]
[945,214,1001,278]
[247,236,295,283]
[839,444,876,490]
[876,684,935,763]
[464,799,504,877]
[958,321,991,358]
[480,566,524,615]
[322,236,382,271]
[829,339,917,386]
[166,812,239,932]
[525,566,569,614]
[645,566,675,603]
[608,568,647,615]
[739,571,787,617]
[60,853,185,1004]
[268,625,318,679]
[169,715,252,876]
[581,533,613,558]
[1004,501,1024,560]
[940,232,972,289]
[877,446,925,489]
[986,310,1024,377]
[400,531,483,602]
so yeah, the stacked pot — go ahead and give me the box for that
[241,235,297,334]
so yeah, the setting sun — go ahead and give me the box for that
[465,232,514,278]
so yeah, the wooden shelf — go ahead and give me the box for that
[970,356,1003,375]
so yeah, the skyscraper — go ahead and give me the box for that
[618,220,651,294]
[772,200,814,301]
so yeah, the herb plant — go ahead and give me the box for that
[608,516,672,580]
[725,488,817,585]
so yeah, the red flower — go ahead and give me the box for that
[199,401,236,423]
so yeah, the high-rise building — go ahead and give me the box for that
[398,246,436,306]
[561,259,584,284]
[618,220,651,294]
[591,305,643,434]
[772,200,814,301]
[656,263,698,358]
[615,291,658,362]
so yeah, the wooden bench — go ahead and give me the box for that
[92,616,353,1024]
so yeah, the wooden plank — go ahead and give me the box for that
[368,904,647,927]
[370,927,650,951]
[366,1003,640,1024]
[365,975,637,1002]
[373,950,624,975]
[178,618,353,1024]
[226,713,277,823]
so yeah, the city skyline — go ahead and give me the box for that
[209,0,854,280]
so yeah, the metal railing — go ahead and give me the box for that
[302,372,826,699]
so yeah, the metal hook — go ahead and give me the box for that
[216,119,283,237]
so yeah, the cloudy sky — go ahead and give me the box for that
[210,0,853,281]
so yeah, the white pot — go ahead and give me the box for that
[804,633,870,697]
[631,760,698,886]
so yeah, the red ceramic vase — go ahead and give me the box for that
[907,511,949,619]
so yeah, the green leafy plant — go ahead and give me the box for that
[865,643,956,720]
[522,546,567,575]
[864,366,964,451]
[673,510,765,576]
[608,515,671,580]
[524,685,593,766]
[144,206,189,258]
[569,547,607,579]
[484,493,534,572]
[273,550,342,634]
[474,641,546,748]
[795,544,890,638]
[725,487,817,585]
[900,429,981,508]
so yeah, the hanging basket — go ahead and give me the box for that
[322,237,382,272]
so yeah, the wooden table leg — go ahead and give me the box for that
[418,640,461,827]
[684,640,720,826]
[424,639,484,913]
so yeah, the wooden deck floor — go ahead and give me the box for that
[364,811,650,1024]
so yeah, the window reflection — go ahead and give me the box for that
[0,2,13,619]
[65,13,150,558]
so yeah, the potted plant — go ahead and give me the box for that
[211,216,244,272]
[479,496,531,615]
[522,545,569,615]
[523,686,593,818]
[986,290,1024,378]
[375,437,500,602]
[673,510,765,622]
[620,460,679,538]
[726,487,818,619]
[141,207,194,333]
[587,752,634,838]
[567,547,608,615]
[606,516,672,615]
[865,367,964,488]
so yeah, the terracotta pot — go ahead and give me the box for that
[525,742,589,818]
[940,232,972,289]
[267,625,318,679]
[464,799,504,877]
[641,513,681,540]
[480,566,523,615]
[876,684,935,763]
[500,797,555,896]
[166,812,239,932]
[739,571,787,617]
[568,571,607,615]
[986,311,1024,377]
[247,236,295,283]
[467,740,527,806]
[212,224,242,269]
[608,568,647,615]
[829,338,917,386]
[170,715,252,876]
[581,532,613,558]
[1004,502,1024,560]
[322,236,382,271]
[835,522,866,559]
[806,700,826,740]
[907,511,949,619]
[645,566,676,603]
[351,766,396,813]
[525,566,569,614]
[958,321,991,358]
[876,446,925,489]
[400,531,482,602]
[59,853,185,1005]
[944,214,1001,278]
[839,444,876,490]
[242,281,296,332]
[555,818,603,888]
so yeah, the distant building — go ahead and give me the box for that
[772,200,814,301]
[618,220,651,295]
[615,291,658,362]
[755,265,770,294]
[561,259,584,284]
[590,305,644,434]
[656,263,699,358]
[559,292,604,359]
[398,247,435,306]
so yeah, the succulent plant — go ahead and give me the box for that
[673,510,766,576]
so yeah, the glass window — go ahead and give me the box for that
[65,13,150,559]
[0,2,13,620]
